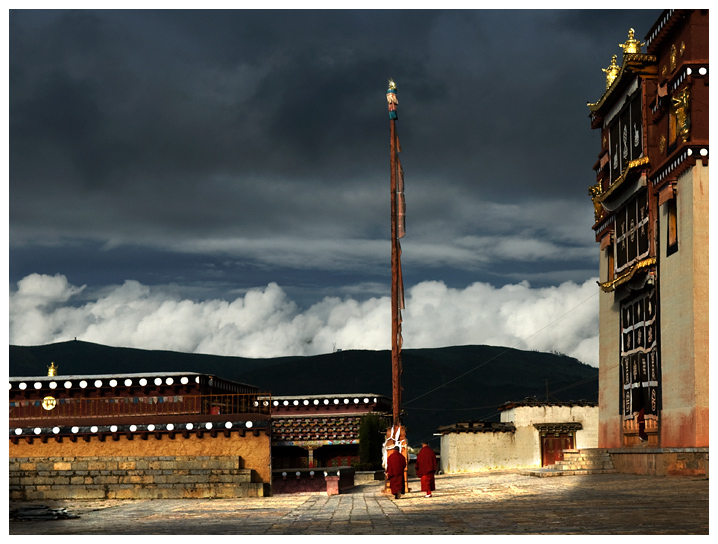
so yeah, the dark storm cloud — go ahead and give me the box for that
[10,8,661,285]
[8,8,666,363]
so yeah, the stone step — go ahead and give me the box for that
[553,462,614,470]
[526,448,616,477]
[523,467,617,478]
[556,457,613,464]
[562,455,613,462]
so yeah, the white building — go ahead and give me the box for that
[438,400,598,473]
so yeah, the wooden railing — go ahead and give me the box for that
[9,393,272,422]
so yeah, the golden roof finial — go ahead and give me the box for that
[619,28,644,55]
[48,362,58,377]
[602,55,620,90]
[388,78,396,90]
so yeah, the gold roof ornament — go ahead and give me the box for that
[619,28,644,55]
[588,181,605,222]
[48,362,58,377]
[588,28,655,113]
[602,55,620,90]
[388,78,396,91]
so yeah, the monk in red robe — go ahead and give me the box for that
[386,446,407,499]
[415,441,437,497]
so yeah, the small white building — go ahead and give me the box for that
[438,399,598,473]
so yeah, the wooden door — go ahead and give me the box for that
[541,433,574,467]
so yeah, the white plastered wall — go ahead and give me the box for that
[440,405,598,473]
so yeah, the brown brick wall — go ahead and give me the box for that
[9,430,271,483]
[9,455,266,500]
[9,431,272,500]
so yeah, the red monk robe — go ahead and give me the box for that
[386,448,407,498]
[415,443,437,496]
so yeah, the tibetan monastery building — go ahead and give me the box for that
[271,393,391,469]
[9,367,392,499]
[587,9,708,475]
[9,370,272,499]
[270,393,391,494]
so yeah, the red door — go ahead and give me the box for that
[542,433,574,466]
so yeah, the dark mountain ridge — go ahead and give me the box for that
[9,341,598,447]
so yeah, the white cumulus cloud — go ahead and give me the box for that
[9,273,599,366]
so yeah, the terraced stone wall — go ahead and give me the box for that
[9,455,266,500]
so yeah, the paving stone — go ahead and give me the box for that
[9,470,708,534]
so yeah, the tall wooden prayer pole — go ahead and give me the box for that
[387,78,402,428]
[384,79,409,495]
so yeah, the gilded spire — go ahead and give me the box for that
[386,78,398,120]
[602,55,620,90]
[619,28,644,55]
[48,362,58,376]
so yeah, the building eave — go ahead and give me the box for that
[595,157,650,206]
[598,257,656,293]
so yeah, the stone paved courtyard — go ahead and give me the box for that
[9,470,709,535]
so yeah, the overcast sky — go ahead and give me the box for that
[7,7,664,366]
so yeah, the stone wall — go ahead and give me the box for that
[9,429,272,484]
[440,431,520,473]
[657,163,710,448]
[9,455,265,500]
[609,448,709,477]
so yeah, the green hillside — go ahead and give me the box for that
[9,341,598,447]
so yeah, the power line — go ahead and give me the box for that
[547,374,598,395]
[405,374,598,414]
[408,404,501,412]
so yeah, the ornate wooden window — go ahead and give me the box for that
[619,288,661,432]
[608,91,643,184]
[615,189,650,275]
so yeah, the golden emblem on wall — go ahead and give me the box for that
[672,88,691,143]
[680,41,686,57]
[670,44,677,72]
[659,135,666,154]
[42,396,57,411]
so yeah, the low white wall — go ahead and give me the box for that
[440,405,598,473]
[440,431,525,473]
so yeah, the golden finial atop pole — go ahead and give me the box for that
[602,55,620,89]
[619,28,644,55]
[387,78,398,120]
[48,362,58,377]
